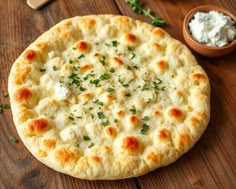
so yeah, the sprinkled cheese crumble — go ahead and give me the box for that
[54,82,70,100]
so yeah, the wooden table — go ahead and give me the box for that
[0,0,235,188]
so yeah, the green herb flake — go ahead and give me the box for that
[78,54,85,59]
[146,98,152,103]
[140,124,150,134]
[3,92,9,97]
[79,86,86,91]
[88,143,94,148]
[69,59,73,64]
[127,46,132,51]
[97,112,105,119]
[130,52,136,60]
[153,78,163,92]
[93,99,104,106]
[100,73,110,80]
[142,116,150,121]
[106,88,114,93]
[9,136,18,143]
[109,68,115,73]
[112,40,118,47]
[99,55,106,66]
[129,108,136,114]
[127,66,132,70]
[141,83,148,91]
[125,93,131,97]
[68,116,74,121]
[83,136,91,141]
[40,68,46,72]
[52,65,57,71]
[90,79,100,87]
[3,104,10,109]
[102,120,109,126]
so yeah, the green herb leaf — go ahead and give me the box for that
[100,73,110,80]
[97,112,105,119]
[129,107,136,114]
[130,52,136,60]
[140,124,150,134]
[102,120,109,126]
[79,86,86,91]
[112,40,118,47]
[93,99,104,106]
[40,68,46,72]
[3,92,9,97]
[106,88,114,93]
[142,116,150,121]
[78,54,85,59]
[109,68,115,73]
[141,83,148,91]
[88,143,94,148]
[83,136,91,141]
[9,136,18,143]
[3,104,10,109]
[100,55,106,66]
[52,65,57,71]
[68,116,74,120]
[90,79,100,87]
[126,0,166,27]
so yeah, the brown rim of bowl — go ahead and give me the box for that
[183,5,236,49]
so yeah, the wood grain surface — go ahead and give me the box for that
[0,0,236,188]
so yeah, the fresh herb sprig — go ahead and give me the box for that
[125,0,165,27]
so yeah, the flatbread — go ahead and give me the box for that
[8,15,210,180]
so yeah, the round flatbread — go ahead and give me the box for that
[8,15,210,180]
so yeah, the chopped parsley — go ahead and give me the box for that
[68,116,74,121]
[52,65,57,71]
[112,40,118,47]
[125,93,131,97]
[83,136,91,141]
[3,104,10,109]
[78,54,85,59]
[140,124,150,134]
[153,78,164,93]
[106,88,114,93]
[90,79,100,87]
[9,136,18,143]
[129,107,136,114]
[40,68,46,72]
[3,92,9,97]
[130,52,136,60]
[109,68,115,73]
[100,73,110,80]
[79,86,86,91]
[93,99,104,106]
[88,143,94,148]
[99,55,106,66]
[142,116,150,121]
[97,112,105,119]
[102,120,109,126]
[69,73,81,86]
[141,83,148,91]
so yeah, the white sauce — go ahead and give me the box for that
[54,82,70,100]
[189,10,236,47]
